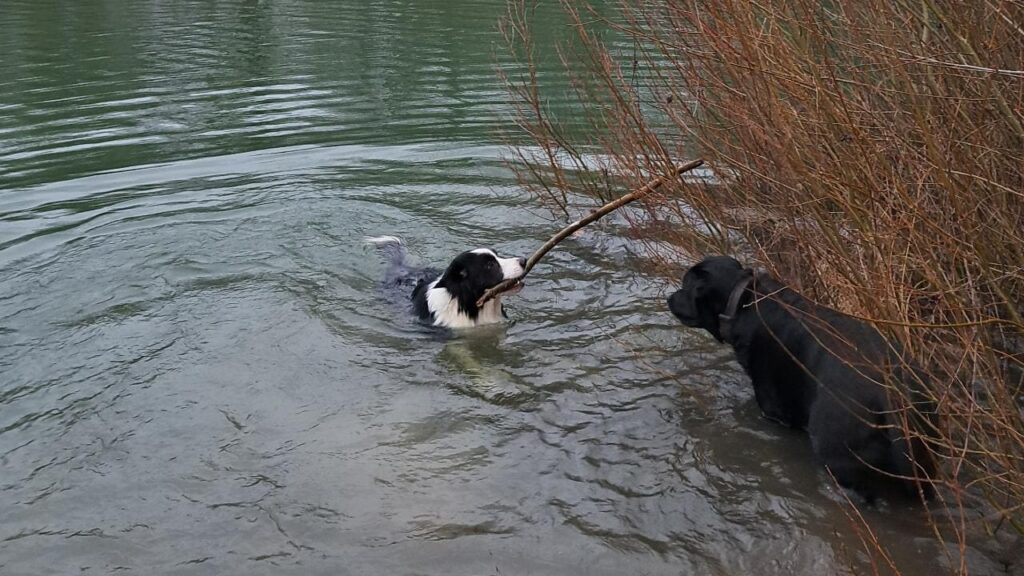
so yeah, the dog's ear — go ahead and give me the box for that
[686,264,710,294]
[446,260,467,280]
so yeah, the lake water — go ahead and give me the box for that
[0,1,983,574]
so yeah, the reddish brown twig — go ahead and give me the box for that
[476,159,704,308]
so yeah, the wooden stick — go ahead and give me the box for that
[476,158,705,308]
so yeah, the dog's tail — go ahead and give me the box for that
[366,236,413,283]
[366,235,407,263]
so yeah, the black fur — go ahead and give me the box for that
[668,256,935,501]
[370,238,524,327]
[411,250,513,321]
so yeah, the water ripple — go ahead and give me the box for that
[0,1,972,575]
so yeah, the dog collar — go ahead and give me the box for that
[719,270,754,343]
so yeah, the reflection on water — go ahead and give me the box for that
[0,1,977,574]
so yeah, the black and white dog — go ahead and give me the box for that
[367,236,526,329]
[668,256,935,501]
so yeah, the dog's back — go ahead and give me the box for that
[749,276,936,499]
[366,237,439,323]
[366,236,439,289]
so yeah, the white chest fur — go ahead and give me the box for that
[425,281,505,328]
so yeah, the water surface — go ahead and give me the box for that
[0,1,974,574]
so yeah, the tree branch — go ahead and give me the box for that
[477,159,705,308]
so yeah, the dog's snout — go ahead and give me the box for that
[518,257,527,268]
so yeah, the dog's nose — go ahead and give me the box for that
[518,257,527,268]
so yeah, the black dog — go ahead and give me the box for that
[668,256,935,501]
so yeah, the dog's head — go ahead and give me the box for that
[667,256,747,341]
[434,248,526,316]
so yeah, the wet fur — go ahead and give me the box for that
[368,237,524,329]
[668,256,935,501]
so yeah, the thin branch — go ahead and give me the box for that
[476,159,705,308]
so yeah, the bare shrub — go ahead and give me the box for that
[501,0,1024,570]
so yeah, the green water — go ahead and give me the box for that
[0,1,967,574]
